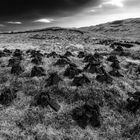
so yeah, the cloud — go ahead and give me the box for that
[7,21,22,24]
[102,0,124,8]
[0,0,100,21]
[89,0,125,13]
[96,0,125,9]
[124,0,140,7]
[0,24,5,27]
[90,9,96,12]
[34,19,54,23]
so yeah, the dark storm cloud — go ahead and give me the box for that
[0,0,100,21]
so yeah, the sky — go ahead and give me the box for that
[0,0,140,31]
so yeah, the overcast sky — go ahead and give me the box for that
[0,0,140,31]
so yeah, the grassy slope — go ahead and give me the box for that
[80,18,140,41]
[0,18,140,140]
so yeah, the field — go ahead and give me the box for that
[0,18,140,140]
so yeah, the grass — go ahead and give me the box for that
[0,26,140,140]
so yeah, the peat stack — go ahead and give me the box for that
[0,50,6,58]
[11,64,24,75]
[77,51,85,58]
[45,72,62,87]
[107,55,118,63]
[72,102,100,129]
[34,92,60,112]
[0,88,17,106]
[109,69,124,77]
[69,63,77,68]
[72,74,90,87]
[31,56,42,65]
[96,66,107,75]
[8,57,21,67]
[84,62,101,74]
[63,51,74,57]
[54,58,71,67]
[34,92,50,108]
[136,65,140,74]
[26,49,33,54]
[114,46,124,54]
[96,72,112,84]
[93,52,103,61]
[30,66,46,77]
[126,91,140,114]
[47,51,59,58]
[30,50,43,58]
[64,65,82,79]
[111,42,133,49]
[3,49,12,56]
[111,61,121,70]
[13,49,22,60]
[83,54,97,63]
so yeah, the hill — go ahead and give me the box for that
[80,18,140,41]
[0,18,140,140]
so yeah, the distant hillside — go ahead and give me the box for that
[1,17,140,42]
[0,27,84,35]
[79,18,140,41]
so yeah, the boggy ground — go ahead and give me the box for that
[0,19,140,140]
